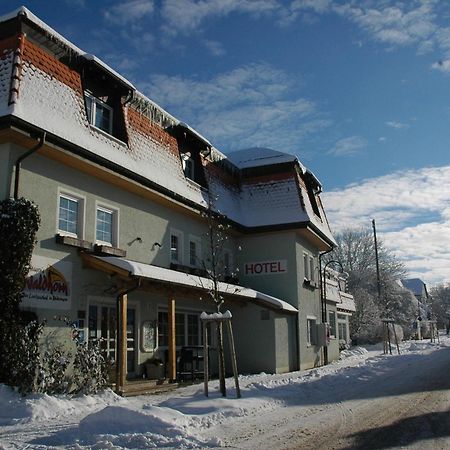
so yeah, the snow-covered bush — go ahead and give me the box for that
[37,344,72,394]
[0,319,45,394]
[73,338,109,394]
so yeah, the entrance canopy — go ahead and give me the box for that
[83,254,298,314]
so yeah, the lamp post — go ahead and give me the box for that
[321,259,345,365]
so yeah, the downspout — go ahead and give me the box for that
[319,247,334,366]
[115,277,141,391]
[13,132,46,199]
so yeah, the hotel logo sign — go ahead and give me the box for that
[22,255,72,310]
[244,259,287,276]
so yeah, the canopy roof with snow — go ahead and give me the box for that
[83,254,298,314]
[0,7,335,247]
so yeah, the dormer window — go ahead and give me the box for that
[85,92,113,134]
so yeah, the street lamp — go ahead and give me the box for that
[321,259,346,365]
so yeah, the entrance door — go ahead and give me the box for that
[88,304,137,375]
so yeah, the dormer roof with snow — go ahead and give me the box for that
[0,7,336,249]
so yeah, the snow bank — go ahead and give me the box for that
[1,335,448,449]
[0,386,123,425]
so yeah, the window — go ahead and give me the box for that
[96,208,112,243]
[158,311,169,347]
[58,193,83,238]
[95,205,118,246]
[338,314,348,341]
[85,92,113,134]
[328,311,337,338]
[157,310,202,347]
[189,236,201,267]
[304,253,310,280]
[309,256,315,282]
[307,317,316,346]
[338,323,347,341]
[170,229,183,264]
[223,250,232,277]
[187,313,200,345]
[182,154,195,180]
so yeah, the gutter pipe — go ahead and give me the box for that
[319,247,334,366]
[13,132,46,199]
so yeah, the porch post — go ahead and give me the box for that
[118,293,128,392]
[168,296,177,382]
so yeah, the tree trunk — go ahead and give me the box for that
[217,322,226,397]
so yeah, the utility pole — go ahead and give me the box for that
[372,219,381,302]
[372,219,393,354]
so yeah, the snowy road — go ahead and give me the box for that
[205,342,450,449]
[1,337,449,449]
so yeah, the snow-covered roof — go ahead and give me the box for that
[90,255,298,314]
[0,7,336,246]
[338,292,356,312]
[325,279,341,303]
[0,7,135,91]
[227,147,300,169]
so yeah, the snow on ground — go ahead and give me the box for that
[0,335,449,449]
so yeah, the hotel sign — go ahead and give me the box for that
[22,255,72,310]
[244,259,287,276]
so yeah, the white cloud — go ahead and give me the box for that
[204,40,226,56]
[323,166,450,285]
[160,0,281,35]
[327,135,367,156]
[378,136,387,143]
[386,120,410,129]
[334,2,438,49]
[431,59,450,73]
[104,0,154,25]
[139,63,329,152]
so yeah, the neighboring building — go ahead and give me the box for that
[0,7,353,390]
[323,268,356,360]
[400,278,432,338]
[400,278,429,305]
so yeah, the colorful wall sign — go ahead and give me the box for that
[22,255,72,310]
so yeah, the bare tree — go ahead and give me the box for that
[429,284,450,329]
[197,187,239,397]
[327,227,410,342]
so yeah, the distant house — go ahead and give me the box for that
[400,278,433,338]
[0,7,354,393]
[400,278,429,305]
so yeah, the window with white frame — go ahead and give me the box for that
[307,317,316,346]
[303,253,310,280]
[328,310,337,338]
[189,236,201,267]
[58,193,83,238]
[170,229,183,264]
[96,205,118,246]
[338,314,348,341]
[309,256,315,282]
[182,154,195,180]
[85,91,113,134]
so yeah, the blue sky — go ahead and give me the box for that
[5,1,450,286]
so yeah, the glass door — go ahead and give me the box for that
[88,304,136,375]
